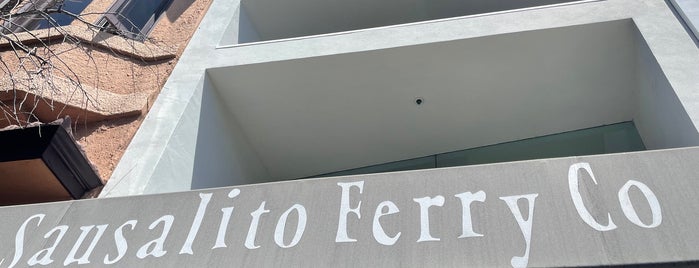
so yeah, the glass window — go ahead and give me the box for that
[101,0,172,40]
[1,0,92,33]
[0,0,22,14]
[314,122,646,178]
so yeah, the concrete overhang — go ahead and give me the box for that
[232,0,589,44]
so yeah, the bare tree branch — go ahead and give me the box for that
[0,0,167,127]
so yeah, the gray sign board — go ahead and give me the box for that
[2,147,699,267]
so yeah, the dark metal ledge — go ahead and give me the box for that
[0,124,102,205]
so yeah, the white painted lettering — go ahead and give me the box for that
[180,193,213,255]
[618,180,662,228]
[27,225,68,266]
[9,214,45,268]
[454,191,486,238]
[274,204,307,248]
[213,189,241,249]
[136,215,174,259]
[568,162,617,231]
[372,201,401,246]
[63,224,108,266]
[245,202,270,249]
[336,181,364,243]
[500,194,538,268]
[103,220,137,265]
[413,195,445,242]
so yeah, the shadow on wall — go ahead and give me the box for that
[633,26,699,149]
[166,0,196,22]
[237,5,261,44]
[189,76,270,190]
[218,4,261,45]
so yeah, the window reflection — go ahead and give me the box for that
[314,122,646,178]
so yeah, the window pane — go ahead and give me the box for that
[3,0,93,32]
[36,0,93,29]
[311,122,646,178]
[113,0,169,34]
[318,156,435,178]
[435,122,645,167]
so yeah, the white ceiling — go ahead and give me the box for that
[208,20,638,180]
[240,0,583,42]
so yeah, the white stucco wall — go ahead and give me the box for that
[101,0,699,197]
[143,74,269,193]
[671,0,699,40]
[634,29,699,149]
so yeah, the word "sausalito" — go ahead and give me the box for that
[1,163,662,268]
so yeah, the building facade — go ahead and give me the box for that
[106,0,699,195]
[1,0,699,267]
[0,0,213,202]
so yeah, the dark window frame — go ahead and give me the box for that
[0,0,22,14]
[99,0,174,41]
[1,0,92,34]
